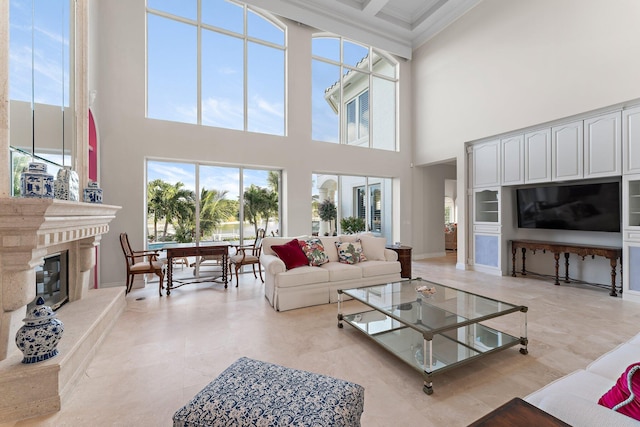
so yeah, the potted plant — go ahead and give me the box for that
[318,199,337,236]
[340,216,365,234]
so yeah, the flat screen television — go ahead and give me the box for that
[516,181,620,232]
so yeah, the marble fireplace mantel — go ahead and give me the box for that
[0,197,120,361]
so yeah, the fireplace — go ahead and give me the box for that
[30,251,69,311]
[0,198,121,423]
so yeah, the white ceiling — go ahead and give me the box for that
[243,0,482,59]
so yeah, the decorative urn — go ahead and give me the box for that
[83,181,103,203]
[20,162,55,198]
[15,297,64,364]
[54,166,80,201]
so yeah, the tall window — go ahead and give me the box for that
[312,173,392,241]
[312,35,397,150]
[146,160,280,247]
[146,0,286,136]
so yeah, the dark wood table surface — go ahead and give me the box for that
[467,397,571,427]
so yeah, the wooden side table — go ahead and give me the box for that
[467,397,570,427]
[386,245,412,278]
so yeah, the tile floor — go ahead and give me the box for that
[3,252,640,426]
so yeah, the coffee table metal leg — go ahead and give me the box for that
[519,307,528,354]
[337,290,343,328]
[423,337,434,394]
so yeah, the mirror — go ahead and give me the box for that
[8,0,74,195]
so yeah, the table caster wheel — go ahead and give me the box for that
[520,348,528,355]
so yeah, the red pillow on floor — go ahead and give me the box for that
[271,239,309,270]
[598,362,640,420]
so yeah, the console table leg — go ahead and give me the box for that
[511,245,517,277]
[564,253,570,283]
[521,248,527,276]
[609,258,618,297]
[167,257,173,295]
[554,253,560,285]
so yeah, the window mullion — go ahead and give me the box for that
[197,0,202,125]
[243,5,248,132]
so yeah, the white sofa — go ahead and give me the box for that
[260,235,402,311]
[525,332,640,426]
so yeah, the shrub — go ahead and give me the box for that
[340,216,365,234]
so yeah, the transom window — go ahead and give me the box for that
[312,35,398,150]
[146,0,286,136]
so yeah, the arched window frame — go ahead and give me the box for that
[146,1,287,135]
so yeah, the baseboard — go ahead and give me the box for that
[413,251,446,259]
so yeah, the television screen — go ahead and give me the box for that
[516,181,620,232]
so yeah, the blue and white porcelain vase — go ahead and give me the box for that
[83,181,103,204]
[20,162,54,198]
[15,296,64,364]
[54,167,80,201]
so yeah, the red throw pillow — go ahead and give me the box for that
[271,239,309,270]
[598,362,640,421]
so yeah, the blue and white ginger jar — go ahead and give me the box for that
[15,296,64,364]
[20,162,54,198]
[54,167,80,201]
[83,181,103,204]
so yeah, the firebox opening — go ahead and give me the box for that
[29,251,69,311]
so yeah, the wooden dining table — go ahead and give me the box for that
[163,242,230,295]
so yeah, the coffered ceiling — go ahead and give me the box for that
[243,0,481,59]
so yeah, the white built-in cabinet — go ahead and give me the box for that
[472,188,502,274]
[551,120,583,181]
[469,103,639,283]
[623,173,640,302]
[473,140,500,188]
[623,106,640,174]
[501,136,524,185]
[584,112,621,178]
[524,129,551,183]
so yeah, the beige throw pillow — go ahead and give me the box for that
[359,236,387,261]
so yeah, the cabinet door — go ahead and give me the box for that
[552,121,583,181]
[623,243,640,303]
[473,233,501,272]
[473,140,500,187]
[584,112,621,178]
[623,106,640,174]
[524,129,551,183]
[501,135,524,185]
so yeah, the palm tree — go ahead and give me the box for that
[147,179,172,241]
[198,188,237,239]
[162,182,195,240]
[244,184,278,235]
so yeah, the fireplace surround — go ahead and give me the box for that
[0,198,120,422]
[32,251,69,312]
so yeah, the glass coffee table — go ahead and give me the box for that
[337,278,528,394]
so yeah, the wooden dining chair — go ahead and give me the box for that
[119,233,165,296]
[228,229,265,287]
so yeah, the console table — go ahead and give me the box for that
[165,243,230,294]
[510,239,622,297]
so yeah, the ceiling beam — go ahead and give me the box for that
[362,0,388,16]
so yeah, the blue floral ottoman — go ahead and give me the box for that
[173,357,365,427]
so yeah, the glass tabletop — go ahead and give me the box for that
[341,278,523,336]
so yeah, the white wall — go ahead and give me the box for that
[413,0,640,165]
[412,0,640,272]
[414,163,456,259]
[91,1,414,286]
